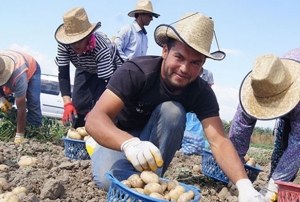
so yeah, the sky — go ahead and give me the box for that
[1,0,299,128]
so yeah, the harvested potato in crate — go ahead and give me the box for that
[105,169,201,202]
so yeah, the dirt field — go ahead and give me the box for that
[0,139,298,202]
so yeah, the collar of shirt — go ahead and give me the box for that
[133,20,147,35]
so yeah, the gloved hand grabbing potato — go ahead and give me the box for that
[0,97,12,114]
[121,137,164,172]
[236,179,267,202]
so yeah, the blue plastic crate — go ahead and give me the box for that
[63,136,90,160]
[202,149,263,184]
[105,169,201,202]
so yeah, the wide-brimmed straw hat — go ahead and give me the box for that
[55,7,101,45]
[0,55,14,86]
[154,12,221,60]
[128,0,160,18]
[240,54,300,120]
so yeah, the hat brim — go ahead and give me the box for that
[154,24,222,60]
[0,56,14,86]
[55,22,101,45]
[240,59,300,120]
[128,10,160,18]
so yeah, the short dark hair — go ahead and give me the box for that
[166,38,176,50]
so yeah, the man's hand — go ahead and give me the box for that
[236,179,267,202]
[62,102,78,126]
[121,137,164,172]
[0,97,12,114]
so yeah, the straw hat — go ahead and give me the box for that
[55,7,101,45]
[154,12,219,60]
[128,0,160,18]
[0,55,14,86]
[240,54,300,120]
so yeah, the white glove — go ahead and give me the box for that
[236,179,267,202]
[0,97,12,114]
[259,178,278,202]
[14,133,25,144]
[121,137,164,172]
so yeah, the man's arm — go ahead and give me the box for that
[85,89,133,150]
[85,89,163,172]
[15,95,27,133]
[202,116,248,184]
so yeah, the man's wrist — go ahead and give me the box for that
[236,178,252,191]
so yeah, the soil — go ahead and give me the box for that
[0,139,299,202]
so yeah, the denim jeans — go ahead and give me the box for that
[26,62,42,127]
[91,101,186,191]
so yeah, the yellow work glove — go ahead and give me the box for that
[0,97,12,114]
[121,137,164,172]
[14,133,25,144]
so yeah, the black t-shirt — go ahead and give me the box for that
[107,56,220,131]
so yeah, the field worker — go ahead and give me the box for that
[54,7,123,128]
[114,0,160,61]
[230,48,300,201]
[86,12,266,201]
[200,66,214,87]
[0,50,42,143]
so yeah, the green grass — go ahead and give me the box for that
[250,143,273,150]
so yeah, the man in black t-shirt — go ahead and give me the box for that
[85,12,266,201]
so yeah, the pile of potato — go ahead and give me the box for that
[0,153,33,201]
[244,154,256,167]
[66,127,90,141]
[0,183,27,202]
[121,171,196,202]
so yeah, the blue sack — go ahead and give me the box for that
[180,112,205,155]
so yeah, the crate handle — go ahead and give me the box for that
[104,171,115,182]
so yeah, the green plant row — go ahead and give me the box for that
[0,108,69,143]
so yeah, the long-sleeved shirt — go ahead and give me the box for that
[200,68,214,86]
[229,47,300,182]
[114,21,148,61]
[55,31,123,97]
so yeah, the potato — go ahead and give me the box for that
[149,192,166,200]
[18,156,38,167]
[83,135,91,141]
[177,190,195,202]
[140,171,159,184]
[164,192,171,201]
[159,180,168,193]
[76,127,89,137]
[132,188,144,194]
[127,174,144,188]
[12,186,27,195]
[121,180,131,188]
[0,192,19,202]
[67,128,82,140]
[169,185,186,200]
[167,180,178,191]
[246,158,256,167]
[0,164,9,172]
[144,182,163,196]
[192,165,200,172]
[244,154,250,163]
[0,178,9,191]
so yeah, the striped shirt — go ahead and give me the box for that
[55,32,123,79]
